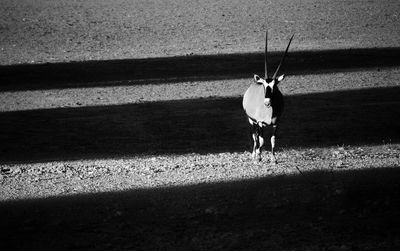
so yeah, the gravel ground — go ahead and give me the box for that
[1,67,399,249]
[1,0,399,65]
[1,145,400,250]
[1,145,400,201]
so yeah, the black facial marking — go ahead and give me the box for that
[265,86,272,98]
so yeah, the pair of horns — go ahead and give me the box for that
[264,31,294,79]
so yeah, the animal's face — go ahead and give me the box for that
[254,74,285,107]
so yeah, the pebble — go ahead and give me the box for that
[335,160,344,168]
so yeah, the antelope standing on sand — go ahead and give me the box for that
[242,32,294,163]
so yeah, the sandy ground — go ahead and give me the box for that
[1,146,400,250]
[1,68,400,112]
[0,0,399,65]
[1,0,400,250]
[1,67,400,249]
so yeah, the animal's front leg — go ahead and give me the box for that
[251,132,261,161]
[270,125,277,164]
[251,132,257,159]
[254,124,264,162]
[257,134,264,161]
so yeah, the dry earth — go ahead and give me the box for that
[1,68,400,250]
[1,145,400,250]
[0,0,399,65]
[1,0,400,250]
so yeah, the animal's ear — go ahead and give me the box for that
[277,74,285,82]
[254,74,262,84]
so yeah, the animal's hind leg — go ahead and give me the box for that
[248,119,257,158]
[248,123,256,158]
[270,125,277,164]
[257,126,264,161]
[252,126,262,161]
[248,119,261,161]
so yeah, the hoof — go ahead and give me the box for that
[270,156,277,165]
[251,152,262,161]
[254,156,262,162]
[251,152,262,162]
[253,158,262,164]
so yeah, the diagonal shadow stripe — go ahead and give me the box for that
[1,167,400,249]
[0,86,399,164]
[1,47,400,91]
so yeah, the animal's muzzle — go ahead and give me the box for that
[264,98,271,107]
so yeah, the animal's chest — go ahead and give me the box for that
[242,83,274,125]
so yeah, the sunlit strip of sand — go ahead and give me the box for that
[1,68,400,112]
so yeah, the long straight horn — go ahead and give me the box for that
[264,31,268,79]
[272,34,294,79]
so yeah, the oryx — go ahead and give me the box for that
[242,31,294,163]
